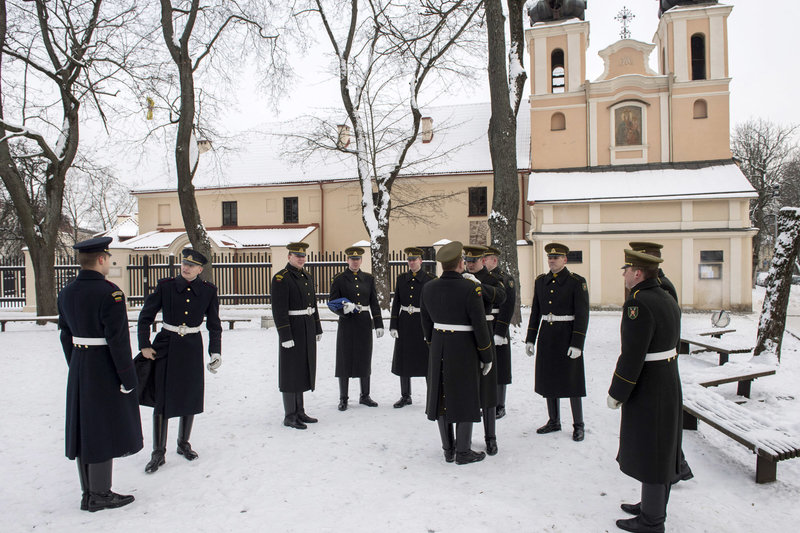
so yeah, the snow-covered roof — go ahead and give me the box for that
[527,161,757,204]
[115,226,317,251]
[134,100,531,193]
[98,214,139,245]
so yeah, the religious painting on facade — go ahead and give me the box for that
[615,106,642,146]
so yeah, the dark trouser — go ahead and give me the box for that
[437,416,454,452]
[338,376,371,398]
[455,422,473,453]
[78,457,112,494]
[496,384,507,407]
[641,483,670,529]
[546,397,584,425]
[483,407,496,440]
[400,376,411,397]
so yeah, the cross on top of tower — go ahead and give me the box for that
[615,6,635,40]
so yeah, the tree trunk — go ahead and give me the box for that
[370,233,390,308]
[486,0,524,325]
[754,208,800,363]
[28,245,58,316]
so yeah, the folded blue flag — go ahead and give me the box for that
[327,297,352,313]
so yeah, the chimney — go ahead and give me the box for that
[337,124,350,149]
[421,117,434,143]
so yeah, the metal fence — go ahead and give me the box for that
[0,256,25,308]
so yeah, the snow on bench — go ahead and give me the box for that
[683,383,800,483]
[681,360,777,398]
[679,334,753,365]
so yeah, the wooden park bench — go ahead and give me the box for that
[683,383,800,483]
[0,315,59,332]
[678,334,753,365]
[687,362,777,399]
[692,328,736,339]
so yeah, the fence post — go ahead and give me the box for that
[143,254,151,297]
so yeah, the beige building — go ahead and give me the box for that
[525,1,756,310]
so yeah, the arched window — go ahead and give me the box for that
[693,99,708,119]
[551,112,566,131]
[691,33,706,80]
[551,49,565,93]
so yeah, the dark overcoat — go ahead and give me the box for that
[525,267,589,398]
[58,270,143,463]
[330,269,383,378]
[138,275,221,418]
[658,269,679,303]
[421,271,492,423]
[389,269,435,377]
[474,267,505,408]
[271,264,322,392]
[609,278,683,484]
[488,266,516,385]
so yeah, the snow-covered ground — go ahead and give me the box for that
[1,289,799,532]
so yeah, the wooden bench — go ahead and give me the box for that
[683,384,800,483]
[693,328,736,339]
[0,316,59,331]
[692,364,777,399]
[679,334,753,365]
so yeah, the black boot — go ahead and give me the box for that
[393,377,412,408]
[571,397,585,441]
[536,398,561,434]
[338,377,349,411]
[616,483,667,532]
[296,392,318,424]
[621,502,641,515]
[145,414,168,473]
[177,415,199,460]
[437,416,455,463]
[455,423,485,465]
[359,376,378,407]
[496,384,507,419]
[674,451,693,482]
[483,407,498,456]
[77,457,90,510]
[86,460,134,512]
[283,392,307,429]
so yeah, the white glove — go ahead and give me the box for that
[607,395,622,409]
[120,384,134,394]
[281,340,295,348]
[480,361,493,376]
[525,342,535,357]
[462,272,479,283]
[493,334,507,346]
[207,353,222,373]
[390,329,399,339]
[342,302,357,314]
[316,334,322,342]
[375,328,384,339]
[567,347,582,359]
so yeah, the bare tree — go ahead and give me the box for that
[485,0,527,322]
[754,207,800,363]
[731,118,798,282]
[299,0,484,306]
[0,0,139,314]
[151,1,287,281]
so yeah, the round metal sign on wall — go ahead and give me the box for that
[711,310,731,328]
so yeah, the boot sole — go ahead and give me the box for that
[177,448,199,460]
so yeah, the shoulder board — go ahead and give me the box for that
[274,269,288,282]
[104,280,121,290]
[569,272,585,280]
[331,272,345,282]
[536,273,546,280]
[202,280,217,288]
[157,277,172,284]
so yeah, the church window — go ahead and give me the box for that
[691,34,706,80]
[283,197,299,223]
[468,187,487,217]
[693,99,708,119]
[222,201,238,226]
[551,49,565,93]
[551,112,566,131]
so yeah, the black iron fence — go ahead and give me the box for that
[0,256,25,308]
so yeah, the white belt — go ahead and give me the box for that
[645,349,677,362]
[288,307,315,316]
[434,323,473,332]
[162,322,202,336]
[541,313,575,324]
[491,308,500,314]
[73,336,107,346]
[486,315,494,321]
[400,305,421,314]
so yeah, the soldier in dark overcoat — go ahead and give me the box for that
[484,246,516,419]
[608,249,682,533]
[329,246,384,410]
[58,237,142,512]
[629,241,693,483]
[525,243,590,441]
[464,245,506,456]
[421,241,493,465]
[271,242,323,430]
[138,248,222,473]
[389,247,435,408]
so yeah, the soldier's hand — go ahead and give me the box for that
[281,339,295,348]
[342,302,357,314]
[567,347,582,359]
[525,343,535,357]
[493,334,507,346]
[480,361,493,376]
[462,272,479,283]
[375,328,385,339]
[141,347,157,360]
[207,353,222,374]
[607,395,622,409]
[390,329,399,339]
[316,334,322,342]
[120,384,134,394]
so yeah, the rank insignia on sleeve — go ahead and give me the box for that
[582,283,587,291]
[111,290,124,302]
[475,286,482,295]
[627,306,639,320]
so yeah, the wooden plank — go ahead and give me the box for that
[697,369,776,388]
